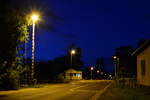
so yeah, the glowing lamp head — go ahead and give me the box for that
[97,70,100,73]
[31,14,39,22]
[113,56,117,59]
[71,49,76,55]
[91,67,94,70]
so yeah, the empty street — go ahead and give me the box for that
[0,80,111,100]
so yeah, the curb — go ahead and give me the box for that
[90,81,114,100]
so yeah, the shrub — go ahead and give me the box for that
[0,70,20,90]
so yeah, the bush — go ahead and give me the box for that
[0,70,20,90]
[114,78,137,88]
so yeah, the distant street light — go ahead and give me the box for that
[31,14,39,83]
[97,70,100,74]
[109,75,112,79]
[101,72,104,75]
[70,49,76,68]
[113,56,117,77]
[90,67,94,80]
[113,56,119,78]
[113,56,117,59]
[71,49,76,55]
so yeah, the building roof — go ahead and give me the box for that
[132,39,150,56]
[65,68,82,73]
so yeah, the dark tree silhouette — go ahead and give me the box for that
[0,0,58,89]
[95,57,105,71]
[115,46,136,78]
[35,45,83,82]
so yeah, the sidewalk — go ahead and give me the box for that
[97,83,150,100]
[90,81,113,100]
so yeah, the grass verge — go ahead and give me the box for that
[98,80,150,100]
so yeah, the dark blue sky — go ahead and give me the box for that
[27,0,149,68]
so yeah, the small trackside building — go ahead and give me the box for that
[64,69,82,80]
[132,39,150,86]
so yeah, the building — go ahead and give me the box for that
[62,69,82,80]
[132,39,150,86]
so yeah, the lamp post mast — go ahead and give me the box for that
[31,14,39,84]
[31,21,35,81]
[70,49,75,80]
[71,53,73,68]
[91,67,94,80]
[113,56,117,78]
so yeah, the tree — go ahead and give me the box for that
[95,57,105,71]
[0,0,32,89]
[115,46,136,78]
[0,0,58,89]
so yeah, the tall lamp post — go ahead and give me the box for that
[113,56,119,78]
[31,14,39,83]
[113,56,117,78]
[90,67,94,80]
[70,49,76,80]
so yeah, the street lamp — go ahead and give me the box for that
[113,56,119,78]
[70,49,76,80]
[113,56,117,77]
[90,67,94,80]
[113,56,117,59]
[97,70,100,74]
[31,14,39,83]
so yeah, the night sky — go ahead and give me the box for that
[27,0,149,71]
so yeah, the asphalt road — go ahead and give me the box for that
[0,80,111,100]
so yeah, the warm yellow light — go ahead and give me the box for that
[31,14,39,22]
[97,70,100,73]
[113,56,117,59]
[91,67,94,70]
[71,49,76,55]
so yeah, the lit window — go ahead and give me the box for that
[76,73,81,77]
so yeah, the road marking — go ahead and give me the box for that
[70,84,89,91]
[79,80,112,83]
[73,89,98,93]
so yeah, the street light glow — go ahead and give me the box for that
[31,14,39,22]
[97,70,100,73]
[71,49,76,55]
[113,56,117,59]
[90,67,94,80]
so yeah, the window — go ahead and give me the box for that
[76,73,81,77]
[141,60,146,76]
